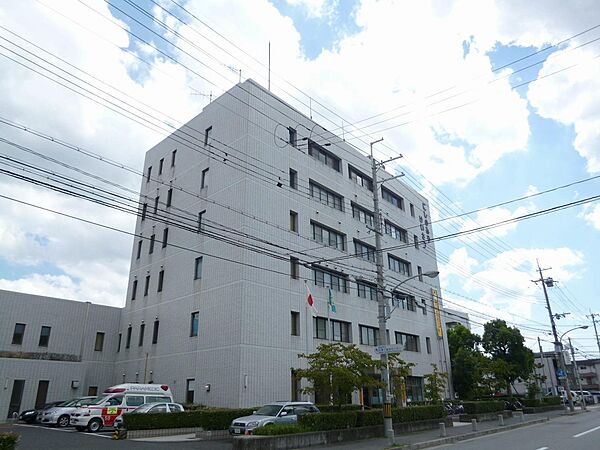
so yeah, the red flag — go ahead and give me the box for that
[305,282,318,316]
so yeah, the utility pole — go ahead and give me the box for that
[568,338,586,410]
[537,337,551,395]
[587,312,600,355]
[370,138,394,445]
[532,262,574,412]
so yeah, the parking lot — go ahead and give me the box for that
[1,422,232,450]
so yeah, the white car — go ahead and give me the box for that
[114,402,184,429]
[229,402,319,435]
[39,397,99,427]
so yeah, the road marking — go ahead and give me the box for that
[535,447,548,450]
[574,425,600,438]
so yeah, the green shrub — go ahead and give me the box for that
[253,424,309,436]
[543,396,561,406]
[392,405,446,423]
[521,398,540,407]
[315,404,363,413]
[298,411,357,431]
[122,408,256,431]
[0,433,19,450]
[462,401,505,414]
[355,409,383,427]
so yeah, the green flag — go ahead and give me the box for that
[328,288,336,313]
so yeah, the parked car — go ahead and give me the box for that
[113,402,184,429]
[19,401,64,424]
[561,391,580,405]
[39,397,99,427]
[573,390,594,405]
[589,391,600,404]
[229,401,319,435]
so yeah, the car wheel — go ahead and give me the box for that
[57,415,70,428]
[87,418,102,433]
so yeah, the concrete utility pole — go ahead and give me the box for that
[587,312,600,355]
[532,262,574,412]
[568,337,586,410]
[370,138,395,445]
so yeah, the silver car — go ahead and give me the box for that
[229,401,319,435]
[113,402,184,429]
[39,397,99,427]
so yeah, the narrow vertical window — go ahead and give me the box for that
[138,323,145,347]
[94,332,105,352]
[136,240,142,259]
[149,234,155,254]
[141,203,147,221]
[418,266,423,282]
[38,326,51,347]
[131,279,138,300]
[414,235,419,249]
[166,188,173,207]
[171,149,177,167]
[12,323,26,345]
[186,379,195,403]
[426,337,432,354]
[162,228,169,248]
[152,320,159,344]
[288,127,297,147]
[197,210,205,233]
[194,256,203,280]
[289,169,297,189]
[204,126,212,145]
[146,166,152,182]
[291,311,300,336]
[290,210,298,232]
[290,257,299,279]
[144,275,150,296]
[190,312,199,337]
[410,203,415,217]
[153,196,159,214]
[158,158,164,175]
[125,326,132,349]
[201,168,209,189]
[117,333,122,352]
[157,270,164,292]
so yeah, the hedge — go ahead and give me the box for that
[392,405,446,423]
[543,396,561,406]
[315,404,363,413]
[356,409,383,427]
[298,411,357,431]
[122,408,256,431]
[253,424,309,436]
[522,396,561,407]
[0,433,19,450]
[462,401,505,414]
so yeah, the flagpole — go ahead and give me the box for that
[327,288,331,341]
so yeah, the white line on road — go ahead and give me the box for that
[535,447,548,450]
[573,425,600,438]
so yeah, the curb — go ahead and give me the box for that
[400,417,549,450]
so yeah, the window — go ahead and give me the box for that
[35,380,49,410]
[126,395,144,407]
[331,320,351,343]
[418,266,423,282]
[414,235,419,249]
[410,203,415,217]
[12,323,26,345]
[157,270,164,292]
[291,311,300,336]
[426,337,432,354]
[194,256,203,280]
[201,168,209,189]
[314,317,327,339]
[357,281,377,301]
[288,127,297,147]
[421,299,427,315]
[351,203,374,227]
[308,140,341,172]
[289,168,298,189]
[131,279,138,300]
[359,325,379,346]
[382,187,404,210]
[204,126,212,145]
[395,332,420,352]
[186,379,195,404]
[406,376,424,402]
[162,228,169,248]
[354,240,376,263]
[388,254,411,276]
[38,326,51,347]
[313,267,348,293]
[309,181,344,211]
[158,158,164,175]
[190,312,199,337]
[138,324,145,347]
[153,196,159,214]
[146,166,152,182]
[117,333,122,352]
[392,292,417,311]
[125,326,132,349]
[144,275,150,296]
[94,332,105,351]
[384,220,408,243]
[166,188,172,207]
[136,240,142,259]
[152,320,159,344]
[149,234,155,254]
[290,210,298,232]
[88,386,98,396]
[171,149,177,167]
[291,370,301,402]
[311,221,346,251]
[141,203,147,221]
[197,210,205,233]
[348,165,373,191]
[290,257,299,279]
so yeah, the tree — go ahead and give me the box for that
[481,319,534,396]
[423,363,448,403]
[295,343,383,407]
[447,324,487,399]
[388,354,415,407]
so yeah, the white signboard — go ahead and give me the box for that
[375,344,404,354]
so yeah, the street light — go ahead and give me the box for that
[385,271,439,320]
[558,326,588,412]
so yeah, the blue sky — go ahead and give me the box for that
[1,0,599,357]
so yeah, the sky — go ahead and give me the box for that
[0,0,599,358]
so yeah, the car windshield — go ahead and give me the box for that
[255,405,283,416]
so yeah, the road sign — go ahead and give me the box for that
[375,344,404,354]
[556,369,566,379]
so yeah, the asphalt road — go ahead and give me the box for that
[0,423,232,450]
[436,408,600,450]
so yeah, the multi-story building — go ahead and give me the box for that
[1,80,452,415]
[444,308,470,330]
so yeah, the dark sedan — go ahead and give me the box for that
[19,401,65,424]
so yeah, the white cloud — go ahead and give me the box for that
[285,0,337,19]
[581,203,600,231]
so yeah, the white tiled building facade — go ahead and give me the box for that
[1,80,452,415]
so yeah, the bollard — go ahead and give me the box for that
[439,422,447,437]
[498,414,504,426]
[471,419,478,431]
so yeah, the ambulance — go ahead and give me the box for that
[70,384,173,432]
